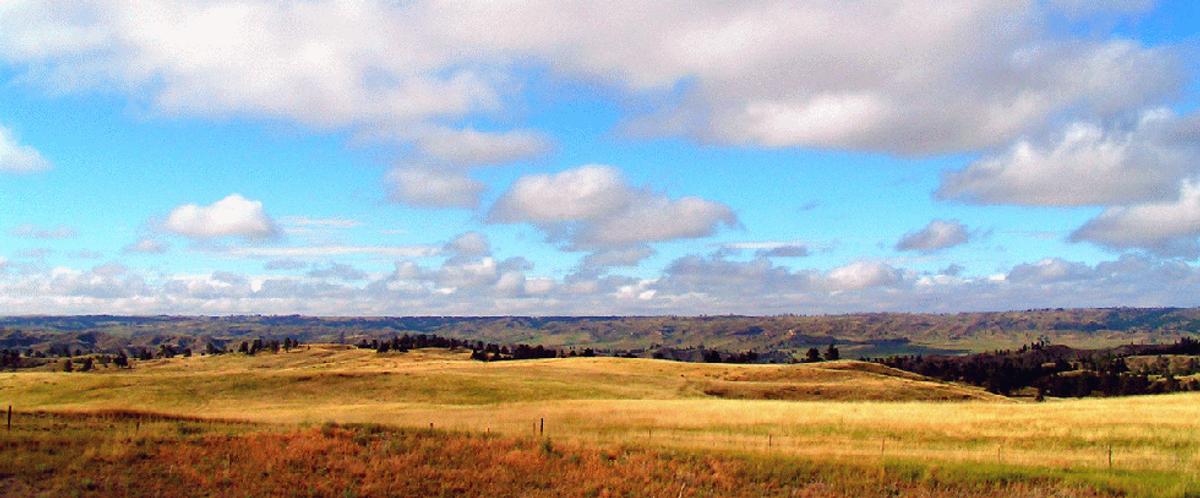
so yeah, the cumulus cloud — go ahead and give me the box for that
[580,196,739,247]
[384,167,486,209]
[824,261,904,291]
[162,194,281,241]
[938,110,1200,206]
[0,1,500,128]
[444,232,491,258]
[1070,180,1200,258]
[10,224,76,239]
[895,219,971,253]
[0,1,1181,157]
[1007,258,1095,284]
[489,165,630,223]
[0,125,50,173]
[489,165,737,248]
[619,3,1179,153]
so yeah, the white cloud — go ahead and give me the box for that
[824,261,904,291]
[619,3,1180,153]
[1070,180,1200,258]
[10,224,76,239]
[1007,258,1094,284]
[444,232,490,258]
[489,165,631,223]
[383,167,486,209]
[579,196,738,247]
[162,194,281,240]
[0,1,1181,156]
[0,124,50,173]
[0,1,499,127]
[938,110,1200,206]
[489,165,737,248]
[895,219,971,253]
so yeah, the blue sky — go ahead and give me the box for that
[1,0,1199,316]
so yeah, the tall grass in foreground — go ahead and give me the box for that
[299,396,1200,474]
[0,411,1119,498]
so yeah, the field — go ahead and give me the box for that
[3,345,1199,496]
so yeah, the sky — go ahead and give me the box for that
[1,0,1200,316]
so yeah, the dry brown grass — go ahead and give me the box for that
[0,411,1116,498]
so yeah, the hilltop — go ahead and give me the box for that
[0,344,999,419]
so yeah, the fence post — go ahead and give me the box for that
[6,405,10,431]
[1108,445,1113,470]
[540,418,544,436]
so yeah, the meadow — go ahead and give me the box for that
[2,344,1198,496]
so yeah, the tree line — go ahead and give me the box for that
[875,337,1200,397]
[354,334,563,361]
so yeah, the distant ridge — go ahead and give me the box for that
[2,307,1197,356]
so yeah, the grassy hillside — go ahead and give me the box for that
[3,346,1200,496]
[0,345,998,414]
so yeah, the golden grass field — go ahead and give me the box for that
[3,344,1200,496]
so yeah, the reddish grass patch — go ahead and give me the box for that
[0,414,1114,497]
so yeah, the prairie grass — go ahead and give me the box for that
[0,411,1117,497]
[2,346,1198,496]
